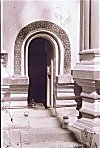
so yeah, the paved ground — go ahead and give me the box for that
[1,101,79,148]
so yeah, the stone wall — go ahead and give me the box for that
[2,0,80,75]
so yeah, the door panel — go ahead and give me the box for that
[28,38,47,106]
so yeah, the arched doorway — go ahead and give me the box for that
[13,21,71,108]
[28,37,53,108]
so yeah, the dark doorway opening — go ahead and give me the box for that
[28,37,52,107]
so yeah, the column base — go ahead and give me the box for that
[70,118,100,147]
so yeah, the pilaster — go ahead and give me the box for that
[73,49,100,147]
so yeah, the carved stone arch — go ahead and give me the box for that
[14,20,71,75]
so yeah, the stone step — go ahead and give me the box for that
[2,101,80,148]
[29,117,60,129]
[3,135,79,148]
[56,100,77,107]
[21,128,75,143]
[22,141,79,148]
[2,110,60,129]
[3,127,78,147]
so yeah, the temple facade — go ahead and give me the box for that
[1,0,100,147]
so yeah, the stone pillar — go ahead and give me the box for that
[72,49,100,147]
[80,0,91,50]
[72,1,100,146]
[90,0,99,49]
[84,0,90,49]
[80,0,99,50]
[80,0,84,51]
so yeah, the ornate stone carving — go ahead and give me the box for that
[14,21,71,75]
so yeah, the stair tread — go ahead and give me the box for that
[3,127,76,144]
[21,127,70,134]
[22,141,79,148]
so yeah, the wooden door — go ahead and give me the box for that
[28,38,47,107]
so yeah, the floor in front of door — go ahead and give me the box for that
[2,100,79,148]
